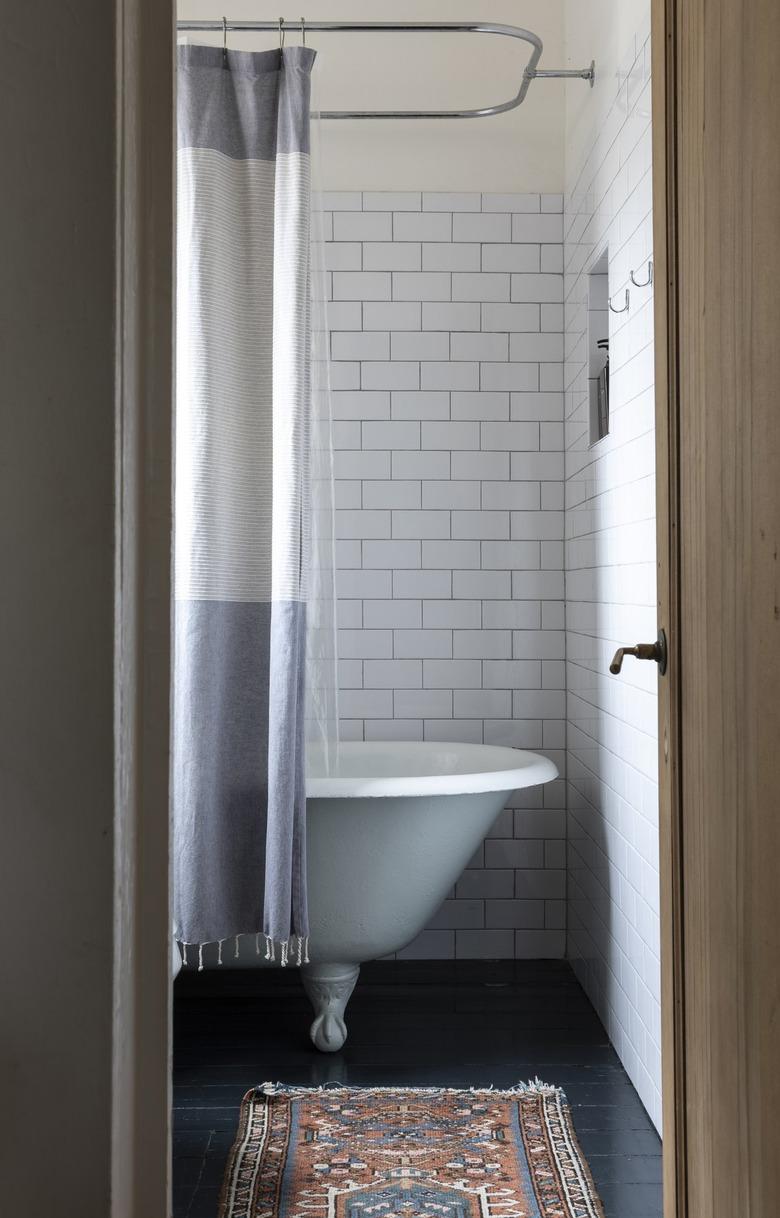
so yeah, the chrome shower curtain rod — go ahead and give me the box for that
[175,20,595,119]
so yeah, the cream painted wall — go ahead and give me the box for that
[177,0,566,190]
[564,0,650,190]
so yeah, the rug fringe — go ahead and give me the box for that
[177,932,310,970]
[257,1079,565,1100]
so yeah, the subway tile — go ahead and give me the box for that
[423,659,482,689]
[423,600,481,629]
[510,332,564,361]
[330,363,361,390]
[392,510,451,539]
[450,451,509,480]
[331,332,389,361]
[362,420,420,448]
[540,193,563,212]
[394,688,453,718]
[363,301,421,330]
[333,211,391,241]
[512,629,566,659]
[453,630,511,659]
[482,302,540,331]
[450,332,508,362]
[395,929,454,959]
[323,242,361,270]
[482,192,540,212]
[363,659,422,688]
[514,930,566,958]
[393,271,451,301]
[362,361,419,391]
[334,450,390,481]
[331,389,390,419]
[363,191,421,210]
[486,900,545,929]
[337,629,392,659]
[335,539,361,568]
[510,273,563,303]
[455,929,515,958]
[452,213,511,242]
[394,629,452,659]
[453,689,512,718]
[451,391,509,420]
[452,272,511,302]
[510,391,563,421]
[451,510,509,540]
[364,719,423,742]
[540,244,564,273]
[333,420,361,449]
[540,303,564,331]
[452,570,511,599]
[428,899,484,930]
[335,480,362,509]
[393,212,452,241]
[362,539,421,569]
[320,191,361,210]
[326,301,362,330]
[422,302,481,331]
[481,363,539,391]
[422,242,481,271]
[390,332,449,362]
[336,509,390,539]
[332,271,391,300]
[363,600,421,629]
[337,599,362,628]
[484,840,545,868]
[421,421,479,450]
[423,191,481,211]
[511,212,564,242]
[455,869,515,899]
[363,242,421,271]
[338,688,393,719]
[481,540,540,569]
[482,660,541,688]
[422,539,481,569]
[336,569,392,599]
[482,244,540,272]
[482,481,540,511]
[392,390,450,419]
[393,569,452,599]
[421,362,479,391]
[510,510,564,540]
[511,451,563,480]
[483,600,541,629]
[363,480,421,509]
[422,480,480,510]
[338,658,363,688]
[481,421,539,451]
[392,450,450,480]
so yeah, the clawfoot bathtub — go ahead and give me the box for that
[175,741,558,1049]
[300,740,557,1051]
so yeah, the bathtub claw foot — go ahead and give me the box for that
[301,964,359,1052]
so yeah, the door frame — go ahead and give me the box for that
[116,2,780,1215]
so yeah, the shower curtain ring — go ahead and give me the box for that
[222,16,228,67]
[279,16,285,49]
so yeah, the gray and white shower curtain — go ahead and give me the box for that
[173,43,323,965]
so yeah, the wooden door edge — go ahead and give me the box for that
[651,2,687,1216]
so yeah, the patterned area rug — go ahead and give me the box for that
[218,1083,605,1218]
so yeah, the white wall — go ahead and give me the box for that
[562,5,661,1130]
[178,0,565,191]
[323,190,567,959]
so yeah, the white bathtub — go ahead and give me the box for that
[300,740,557,1050]
[176,740,557,1050]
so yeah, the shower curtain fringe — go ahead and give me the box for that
[179,932,310,969]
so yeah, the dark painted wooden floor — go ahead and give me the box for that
[173,960,662,1218]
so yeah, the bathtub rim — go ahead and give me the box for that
[305,740,558,799]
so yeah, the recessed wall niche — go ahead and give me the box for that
[587,249,609,445]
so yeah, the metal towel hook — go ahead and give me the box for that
[278,16,285,49]
[608,288,630,314]
[222,16,228,67]
[630,259,654,288]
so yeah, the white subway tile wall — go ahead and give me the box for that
[563,23,661,1130]
[323,191,566,961]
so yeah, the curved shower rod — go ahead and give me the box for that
[175,20,595,119]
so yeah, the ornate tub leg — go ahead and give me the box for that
[300,963,360,1052]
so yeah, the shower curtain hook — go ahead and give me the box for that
[630,259,654,288]
[278,16,285,49]
[300,16,306,46]
[608,288,630,314]
[222,16,228,67]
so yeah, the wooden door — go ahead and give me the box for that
[653,1,780,1214]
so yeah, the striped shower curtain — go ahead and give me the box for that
[174,43,317,965]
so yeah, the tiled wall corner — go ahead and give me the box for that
[563,27,662,1130]
[323,191,566,961]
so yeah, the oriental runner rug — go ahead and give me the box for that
[218,1083,605,1218]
